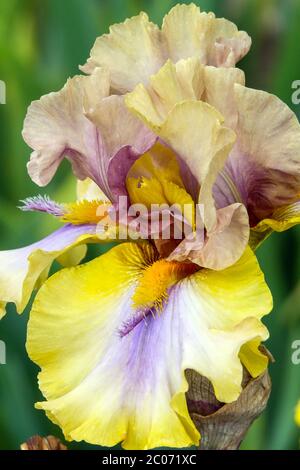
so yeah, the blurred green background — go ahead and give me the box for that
[0,0,299,450]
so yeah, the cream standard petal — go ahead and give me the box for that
[125,59,245,129]
[126,63,249,267]
[234,84,300,183]
[80,12,166,93]
[162,4,251,67]
[81,5,250,93]
[0,224,97,316]
[157,101,236,232]
[126,64,239,231]
[27,243,271,449]
[125,58,204,128]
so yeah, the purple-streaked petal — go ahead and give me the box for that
[214,85,300,226]
[86,95,156,201]
[23,69,155,202]
[0,224,97,317]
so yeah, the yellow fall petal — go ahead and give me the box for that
[27,242,200,449]
[27,243,271,449]
[250,201,300,249]
[239,340,269,378]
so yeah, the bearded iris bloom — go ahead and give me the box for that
[0,4,300,449]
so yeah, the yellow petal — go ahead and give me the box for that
[27,244,271,449]
[126,58,205,129]
[158,101,236,232]
[77,178,109,202]
[126,142,184,188]
[250,201,300,249]
[239,340,269,378]
[27,242,199,449]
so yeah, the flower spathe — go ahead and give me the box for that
[0,2,299,450]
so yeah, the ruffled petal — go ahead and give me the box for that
[127,93,236,232]
[0,224,97,316]
[125,58,245,131]
[125,58,204,129]
[80,12,166,93]
[214,85,300,226]
[23,69,155,201]
[81,5,250,94]
[168,203,249,270]
[23,68,109,187]
[203,65,245,128]
[86,95,156,200]
[27,243,271,449]
[162,4,251,67]
[156,102,236,233]
[250,201,300,249]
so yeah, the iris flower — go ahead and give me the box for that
[0,4,299,449]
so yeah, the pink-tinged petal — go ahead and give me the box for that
[86,95,156,200]
[168,203,249,270]
[214,85,300,225]
[23,68,155,201]
[162,4,251,67]
[203,66,245,128]
[81,5,250,94]
[0,224,97,316]
[27,243,271,449]
[23,68,110,188]
[156,102,236,232]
